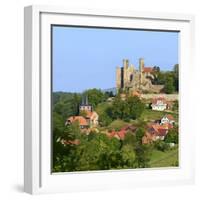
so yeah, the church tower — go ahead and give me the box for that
[79,95,92,112]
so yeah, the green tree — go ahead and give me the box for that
[127,96,145,120]
[135,128,145,144]
[164,126,179,144]
[99,112,112,126]
[156,71,166,85]
[110,96,145,121]
[121,145,136,168]
[71,93,81,115]
[164,76,175,94]
[52,112,66,172]
[111,96,126,119]
[53,112,65,140]
[173,64,179,92]
[52,113,83,172]
[64,121,82,140]
[75,133,122,171]
[53,92,81,120]
[173,100,179,111]
[84,89,106,108]
[134,144,152,168]
[123,131,137,146]
[154,140,170,152]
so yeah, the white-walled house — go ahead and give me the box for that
[160,114,175,125]
[151,97,167,111]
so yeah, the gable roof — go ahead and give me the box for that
[85,111,93,118]
[143,67,153,73]
[67,116,88,126]
[108,129,126,140]
[151,97,167,105]
[164,114,174,121]
[148,123,168,137]
[157,128,168,136]
[84,110,98,120]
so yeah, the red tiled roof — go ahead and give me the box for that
[165,114,174,121]
[67,116,88,126]
[148,123,168,136]
[117,129,126,140]
[85,111,93,118]
[157,128,168,136]
[143,67,153,73]
[108,129,126,140]
[84,110,98,120]
[151,97,167,104]
[162,122,173,129]
[63,139,80,145]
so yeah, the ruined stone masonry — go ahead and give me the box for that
[116,58,164,94]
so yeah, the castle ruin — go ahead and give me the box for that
[116,58,164,94]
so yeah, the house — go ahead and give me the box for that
[151,97,168,111]
[66,95,99,129]
[149,123,168,140]
[107,129,126,140]
[107,125,137,140]
[65,116,89,129]
[160,114,175,125]
[142,123,169,144]
[84,110,99,127]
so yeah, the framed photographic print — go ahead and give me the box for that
[24,5,195,194]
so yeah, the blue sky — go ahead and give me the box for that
[52,26,179,92]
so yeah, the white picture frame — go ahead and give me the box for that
[24,5,195,194]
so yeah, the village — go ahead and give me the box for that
[63,58,178,147]
[53,58,179,171]
[64,93,178,146]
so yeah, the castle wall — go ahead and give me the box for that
[141,94,178,101]
[116,58,164,94]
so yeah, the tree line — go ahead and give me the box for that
[152,64,179,94]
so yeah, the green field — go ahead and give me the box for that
[108,119,129,130]
[149,147,179,168]
[140,109,178,123]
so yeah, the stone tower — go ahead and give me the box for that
[139,58,144,84]
[123,59,129,88]
[116,66,122,90]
